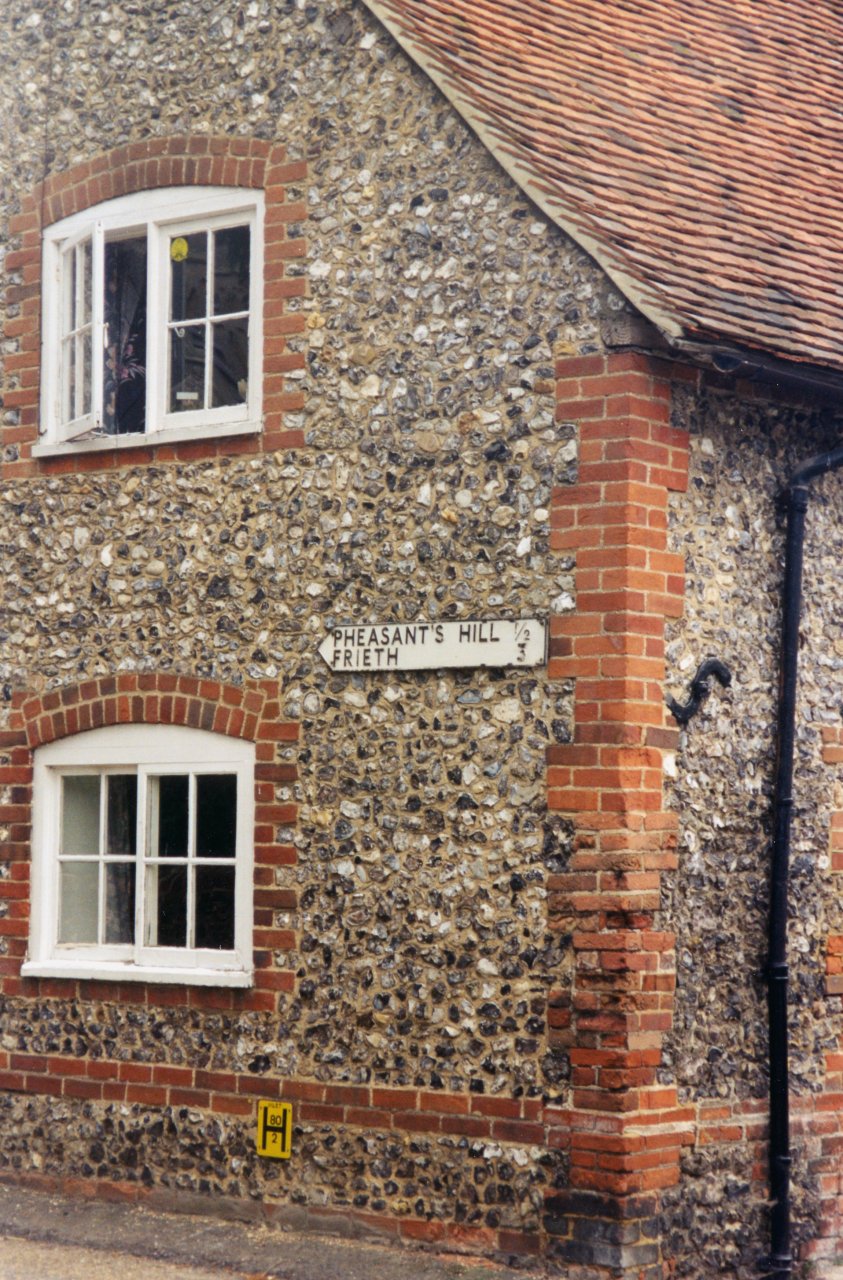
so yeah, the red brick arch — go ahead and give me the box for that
[3,134,308,477]
[38,135,276,228]
[15,671,278,750]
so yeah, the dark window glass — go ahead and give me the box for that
[213,226,250,316]
[196,775,237,858]
[211,318,248,408]
[107,775,137,856]
[195,866,235,949]
[170,232,208,322]
[170,325,206,412]
[105,863,136,944]
[155,865,187,947]
[103,236,147,435]
[156,775,189,857]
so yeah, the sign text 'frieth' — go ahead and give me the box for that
[318,618,547,672]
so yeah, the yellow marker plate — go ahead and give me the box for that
[170,236,189,262]
[256,1100,293,1159]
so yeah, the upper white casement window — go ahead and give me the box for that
[38,187,264,455]
[24,724,255,986]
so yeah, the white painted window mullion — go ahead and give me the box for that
[74,243,85,421]
[205,227,214,411]
[187,772,197,951]
[148,224,162,435]
[134,769,146,964]
[97,772,107,945]
[90,220,105,430]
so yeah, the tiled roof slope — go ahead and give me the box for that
[361,0,843,376]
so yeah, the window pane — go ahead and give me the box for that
[170,232,207,322]
[59,861,98,943]
[62,337,75,425]
[58,237,94,430]
[154,775,189,857]
[107,775,137,856]
[80,330,91,420]
[196,775,237,858]
[103,236,147,435]
[151,864,187,947]
[213,226,250,316]
[62,775,100,855]
[64,245,77,333]
[80,239,92,325]
[170,324,206,412]
[105,863,135,944]
[195,865,235,950]
[211,317,248,408]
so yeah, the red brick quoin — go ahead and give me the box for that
[801,729,843,1266]
[0,672,299,1012]
[2,135,307,478]
[546,351,692,1278]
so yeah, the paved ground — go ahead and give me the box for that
[4,1182,843,1279]
[0,1236,249,1280]
[0,1182,543,1280]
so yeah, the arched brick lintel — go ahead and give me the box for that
[11,671,296,753]
[38,134,284,231]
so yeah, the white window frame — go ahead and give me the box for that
[24,724,255,986]
[36,187,264,457]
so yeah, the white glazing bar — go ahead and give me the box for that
[97,773,107,945]
[203,228,213,411]
[187,772,197,950]
[74,243,84,420]
[90,221,105,428]
[133,771,144,958]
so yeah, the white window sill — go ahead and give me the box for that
[32,420,262,459]
[22,959,254,988]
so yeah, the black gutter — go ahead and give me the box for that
[768,443,843,1279]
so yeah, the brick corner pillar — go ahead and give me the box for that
[544,350,694,1277]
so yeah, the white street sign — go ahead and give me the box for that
[318,618,547,672]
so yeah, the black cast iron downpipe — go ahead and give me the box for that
[768,443,843,1280]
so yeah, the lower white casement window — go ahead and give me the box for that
[24,724,255,986]
[37,186,264,455]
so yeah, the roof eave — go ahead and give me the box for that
[673,331,843,400]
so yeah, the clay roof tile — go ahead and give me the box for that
[361,0,843,375]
